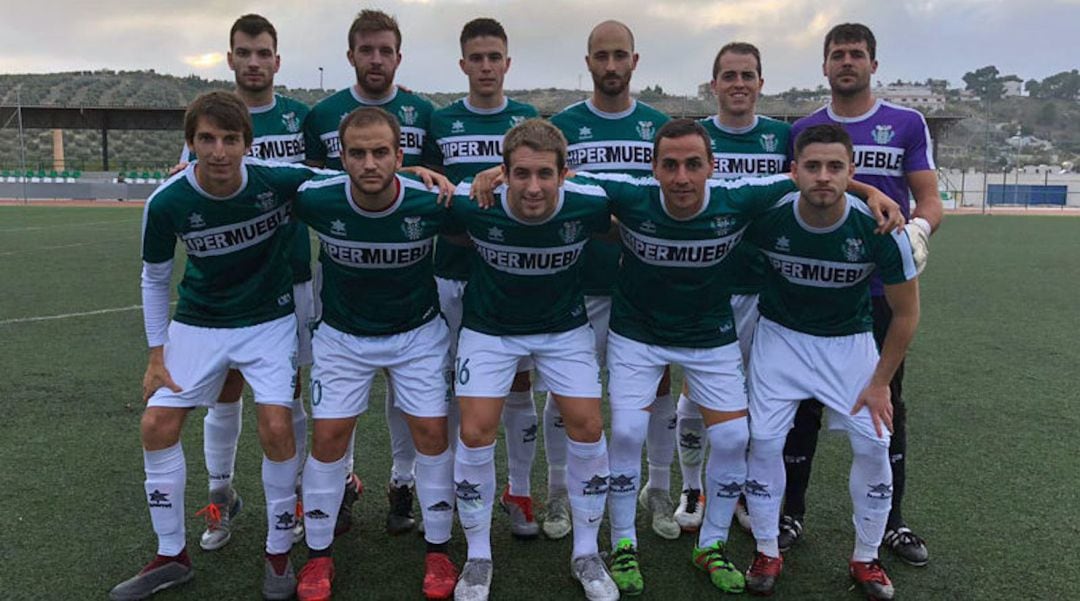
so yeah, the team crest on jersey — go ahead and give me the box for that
[401,216,424,241]
[487,226,504,242]
[640,220,657,234]
[510,115,526,127]
[711,215,738,236]
[451,120,465,134]
[188,212,206,229]
[872,124,895,145]
[330,219,347,236]
[281,111,301,133]
[775,235,790,251]
[398,105,418,126]
[578,126,593,140]
[842,238,866,261]
[636,121,655,141]
[559,220,583,244]
[255,191,276,212]
[759,133,778,152]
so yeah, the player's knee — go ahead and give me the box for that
[709,419,749,455]
[411,419,449,455]
[609,411,648,457]
[849,431,889,461]
[749,435,786,460]
[563,413,603,443]
[257,412,296,457]
[458,421,498,448]
[140,409,183,448]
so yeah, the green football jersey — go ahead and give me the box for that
[701,115,793,296]
[303,86,435,170]
[182,94,314,283]
[449,178,611,336]
[141,158,319,328]
[428,97,538,281]
[580,172,796,348]
[746,192,918,337]
[294,173,449,336]
[550,100,670,296]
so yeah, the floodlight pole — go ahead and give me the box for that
[16,86,28,204]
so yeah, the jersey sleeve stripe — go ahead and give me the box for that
[298,174,349,192]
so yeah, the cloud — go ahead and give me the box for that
[183,53,226,69]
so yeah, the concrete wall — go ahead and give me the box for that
[0,181,160,200]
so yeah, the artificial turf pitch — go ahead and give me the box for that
[1,205,1078,600]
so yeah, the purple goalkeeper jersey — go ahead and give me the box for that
[792,99,935,295]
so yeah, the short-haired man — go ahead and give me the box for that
[179,13,314,554]
[782,23,942,565]
[577,118,796,596]
[291,107,459,601]
[426,17,542,539]
[545,19,678,541]
[109,91,327,601]
[451,119,618,601]
[743,124,920,600]
[674,41,793,533]
[302,8,439,536]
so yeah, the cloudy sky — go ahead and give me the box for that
[1,0,1078,96]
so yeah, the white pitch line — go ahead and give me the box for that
[0,239,130,257]
[0,304,145,325]
[0,219,139,233]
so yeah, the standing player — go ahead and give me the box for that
[302,8,436,536]
[291,108,459,601]
[546,19,677,541]
[426,18,542,539]
[179,14,313,553]
[782,23,942,565]
[110,91,325,601]
[743,124,920,600]
[451,119,617,601]
[580,119,792,596]
[673,42,791,533]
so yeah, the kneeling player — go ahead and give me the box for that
[742,125,920,600]
[111,92,325,601]
[290,108,459,601]
[451,119,617,601]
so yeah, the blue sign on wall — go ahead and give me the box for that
[987,184,1067,206]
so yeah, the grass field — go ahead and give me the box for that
[2,206,1079,600]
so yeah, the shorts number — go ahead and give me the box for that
[310,379,322,406]
[456,357,471,386]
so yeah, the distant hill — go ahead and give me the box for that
[2,70,1075,172]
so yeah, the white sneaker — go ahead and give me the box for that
[454,558,493,601]
[198,488,243,551]
[674,488,704,531]
[638,486,680,540]
[543,490,572,540]
[571,554,619,601]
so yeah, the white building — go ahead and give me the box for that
[876,84,946,110]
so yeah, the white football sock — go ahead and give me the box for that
[608,410,649,547]
[698,418,749,548]
[503,390,538,497]
[301,454,348,552]
[645,393,675,492]
[386,387,416,486]
[567,435,609,559]
[291,394,307,483]
[144,443,186,556]
[203,400,241,494]
[543,393,568,496]
[263,453,301,554]
[415,448,454,545]
[849,431,892,562]
[344,429,356,475]
[676,393,706,492]
[455,441,496,560]
[746,435,786,558]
